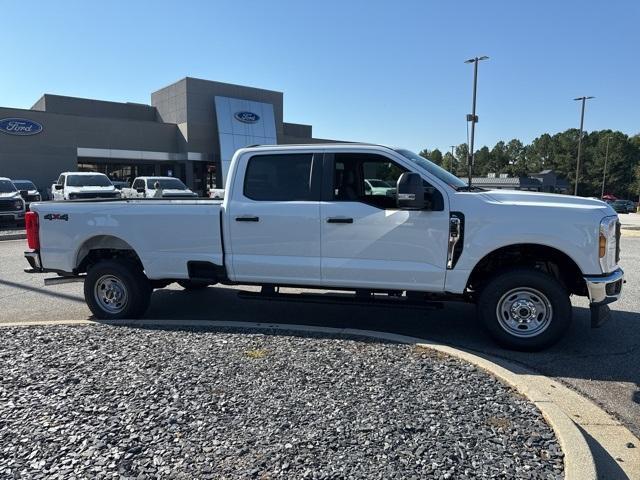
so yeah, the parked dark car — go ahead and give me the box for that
[612,200,632,214]
[11,180,41,210]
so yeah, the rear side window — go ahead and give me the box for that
[244,154,314,201]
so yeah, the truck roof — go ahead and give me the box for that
[59,171,110,176]
[134,176,181,180]
[238,142,394,153]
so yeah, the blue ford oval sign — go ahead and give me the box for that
[234,111,260,124]
[0,118,43,136]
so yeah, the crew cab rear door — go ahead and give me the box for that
[226,151,322,284]
[320,151,449,291]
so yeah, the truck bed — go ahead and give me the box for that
[31,199,223,279]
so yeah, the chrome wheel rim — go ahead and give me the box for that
[94,275,128,314]
[496,287,552,338]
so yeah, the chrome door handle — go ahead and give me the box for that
[327,217,353,224]
[235,216,260,222]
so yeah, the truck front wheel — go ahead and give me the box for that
[477,268,572,351]
[84,259,151,320]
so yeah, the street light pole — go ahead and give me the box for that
[573,95,595,196]
[601,135,611,199]
[450,145,456,172]
[465,56,489,188]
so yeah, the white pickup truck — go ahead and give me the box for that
[121,176,197,199]
[51,172,120,201]
[24,144,624,350]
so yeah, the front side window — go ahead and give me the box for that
[66,174,113,187]
[0,179,17,193]
[332,153,405,209]
[132,179,144,189]
[244,154,313,201]
[332,153,444,210]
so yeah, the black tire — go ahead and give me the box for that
[177,280,210,290]
[477,268,572,351]
[84,259,151,320]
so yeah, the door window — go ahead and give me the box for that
[132,179,144,190]
[244,154,314,201]
[332,153,444,210]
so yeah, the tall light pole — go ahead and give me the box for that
[465,56,489,187]
[601,135,611,199]
[573,95,595,196]
[450,145,456,172]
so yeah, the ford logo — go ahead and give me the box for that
[0,118,43,136]
[234,111,260,124]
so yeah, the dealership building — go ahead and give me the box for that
[0,77,335,196]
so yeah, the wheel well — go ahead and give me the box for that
[75,235,143,274]
[467,244,586,296]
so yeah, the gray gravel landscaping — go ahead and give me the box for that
[0,324,563,479]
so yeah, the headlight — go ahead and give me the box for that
[599,216,618,273]
[12,200,23,210]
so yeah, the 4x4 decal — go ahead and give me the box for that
[43,213,69,221]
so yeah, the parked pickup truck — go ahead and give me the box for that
[121,177,197,199]
[51,172,120,201]
[24,144,624,350]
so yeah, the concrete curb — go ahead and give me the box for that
[5,319,628,479]
[0,233,26,241]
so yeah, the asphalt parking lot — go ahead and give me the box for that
[0,231,638,444]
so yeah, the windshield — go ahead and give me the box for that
[67,174,113,187]
[147,178,188,190]
[0,179,17,193]
[394,148,467,189]
[12,181,36,190]
[367,179,392,187]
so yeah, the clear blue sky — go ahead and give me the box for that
[1,0,638,153]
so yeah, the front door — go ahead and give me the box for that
[227,152,322,285]
[320,152,449,291]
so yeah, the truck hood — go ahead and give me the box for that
[481,190,613,212]
[156,189,197,197]
[66,186,116,193]
[0,191,21,199]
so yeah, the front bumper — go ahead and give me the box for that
[584,268,624,305]
[0,211,25,222]
[583,268,624,328]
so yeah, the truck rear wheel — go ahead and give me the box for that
[84,259,151,320]
[477,268,572,351]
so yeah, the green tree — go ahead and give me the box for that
[430,148,443,166]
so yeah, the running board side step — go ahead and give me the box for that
[236,289,444,310]
[44,275,86,286]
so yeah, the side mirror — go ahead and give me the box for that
[136,188,145,194]
[396,172,427,210]
[54,184,64,190]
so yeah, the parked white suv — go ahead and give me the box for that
[24,144,624,350]
[121,177,197,198]
[51,172,119,201]
[0,177,26,226]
